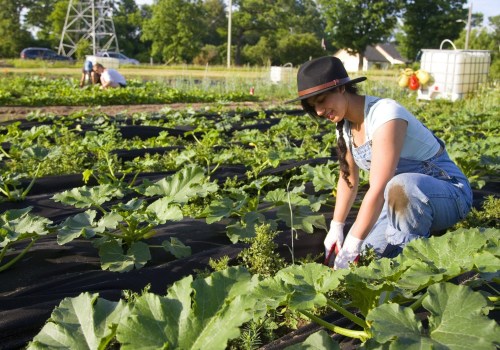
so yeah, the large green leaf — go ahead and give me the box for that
[254,263,345,311]
[52,184,124,208]
[395,228,498,292]
[21,145,50,161]
[116,267,259,350]
[366,282,500,349]
[99,241,151,272]
[146,197,184,223]
[57,211,121,245]
[162,237,191,258]
[205,197,245,224]
[264,188,311,206]
[343,259,407,316]
[0,207,52,246]
[400,228,489,272]
[424,282,500,348]
[28,292,129,350]
[299,162,339,192]
[310,163,338,192]
[143,165,217,203]
[226,211,268,243]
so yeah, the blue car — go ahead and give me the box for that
[20,47,73,61]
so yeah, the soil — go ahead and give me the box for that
[0,101,287,121]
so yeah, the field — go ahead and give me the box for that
[0,67,498,349]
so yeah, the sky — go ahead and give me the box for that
[465,0,500,26]
[135,0,499,26]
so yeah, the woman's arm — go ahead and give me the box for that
[351,119,407,240]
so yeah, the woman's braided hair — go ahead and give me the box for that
[300,84,359,188]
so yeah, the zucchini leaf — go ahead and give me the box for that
[366,282,500,349]
[57,210,121,244]
[253,263,345,311]
[142,165,218,203]
[28,292,129,350]
[52,184,124,208]
[116,266,258,350]
[0,207,52,246]
[99,240,151,272]
[162,237,191,258]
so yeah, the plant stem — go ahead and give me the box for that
[326,299,368,329]
[409,291,427,311]
[21,164,41,199]
[286,180,295,265]
[0,238,37,272]
[299,310,369,341]
[0,185,11,199]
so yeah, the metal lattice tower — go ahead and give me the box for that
[58,0,119,57]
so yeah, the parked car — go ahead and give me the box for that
[96,51,139,65]
[20,47,73,61]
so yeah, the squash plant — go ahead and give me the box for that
[52,165,218,272]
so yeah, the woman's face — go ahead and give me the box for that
[306,89,347,123]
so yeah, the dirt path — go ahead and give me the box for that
[0,101,288,121]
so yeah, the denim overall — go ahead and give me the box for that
[347,125,473,258]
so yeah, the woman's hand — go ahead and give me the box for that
[334,233,363,269]
[324,220,345,266]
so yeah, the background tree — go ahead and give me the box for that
[232,0,325,66]
[113,0,150,61]
[142,0,204,63]
[0,0,33,57]
[397,0,467,62]
[270,0,326,66]
[45,0,70,52]
[192,0,226,65]
[22,0,59,47]
[277,33,326,65]
[318,0,402,71]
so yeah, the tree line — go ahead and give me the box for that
[2,0,499,70]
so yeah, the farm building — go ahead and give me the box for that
[335,43,409,71]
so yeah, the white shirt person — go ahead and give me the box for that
[93,63,126,89]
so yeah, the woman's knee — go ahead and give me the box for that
[384,174,433,244]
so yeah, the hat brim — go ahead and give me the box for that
[285,76,367,104]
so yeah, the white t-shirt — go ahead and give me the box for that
[101,69,126,86]
[340,96,440,161]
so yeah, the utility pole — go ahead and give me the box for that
[465,1,472,50]
[227,0,232,68]
[59,0,119,57]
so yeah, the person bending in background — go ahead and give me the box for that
[79,58,93,87]
[79,58,101,88]
[287,56,472,270]
[93,63,126,89]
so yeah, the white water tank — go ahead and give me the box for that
[417,40,490,101]
[86,55,120,69]
[270,63,294,83]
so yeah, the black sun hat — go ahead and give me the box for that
[286,56,366,103]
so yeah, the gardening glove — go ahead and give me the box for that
[324,220,345,267]
[334,233,363,270]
